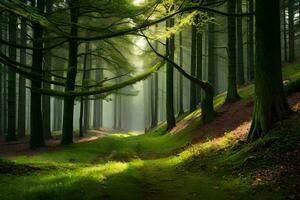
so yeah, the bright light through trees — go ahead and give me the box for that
[133,0,144,6]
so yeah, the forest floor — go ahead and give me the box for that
[0,62,300,200]
[0,130,109,157]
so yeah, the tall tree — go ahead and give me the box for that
[18,12,27,138]
[178,31,184,115]
[83,43,91,134]
[282,3,288,62]
[207,16,217,91]
[196,26,203,104]
[93,53,103,129]
[61,0,79,145]
[236,0,245,85]
[79,44,88,137]
[79,42,90,137]
[30,0,45,148]
[166,16,176,130]
[247,0,254,81]
[6,12,17,142]
[42,0,53,139]
[248,0,291,141]
[113,93,122,130]
[52,59,64,132]
[190,25,197,112]
[150,32,159,127]
[226,0,240,102]
[150,72,159,127]
[0,13,5,136]
[2,13,8,136]
[288,0,295,62]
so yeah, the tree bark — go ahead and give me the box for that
[93,53,103,129]
[166,17,176,130]
[178,31,184,115]
[83,44,91,134]
[288,0,295,62]
[0,13,7,136]
[61,1,78,145]
[207,16,217,92]
[236,0,245,85]
[2,13,8,136]
[226,0,240,103]
[0,13,4,136]
[79,42,90,137]
[248,0,291,141]
[196,30,203,104]
[190,25,197,112]
[113,94,119,129]
[149,35,159,128]
[52,59,64,131]
[282,4,288,62]
[42,0,53,140]
[6,12,17,142]
[18,14,27,138]
[247,0,254,81]
[30,0,45,148]
[79,96,84,137]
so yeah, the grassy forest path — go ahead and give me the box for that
[0,62,300,200]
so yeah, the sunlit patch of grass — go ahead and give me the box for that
[283,63,300,81]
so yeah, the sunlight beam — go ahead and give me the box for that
[133,0,144,6]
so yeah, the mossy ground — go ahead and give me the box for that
[0,63,299,200]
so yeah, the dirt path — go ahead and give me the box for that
[0,130,108,157]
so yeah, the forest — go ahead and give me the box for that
[0,0,299,199]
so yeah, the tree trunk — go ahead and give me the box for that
[18,15,27,138]
[42,55,52,139]
[201,85,215,123]
[2,13,8,136]
[196,30,203,104]
[149,35,159,128]
[0,64,2,136]
[150,72,158,127]
[53,59,63,131]
[288,0,295,62]
[207,17,217,91]
[153,68,159,125]
[42,0,53,140]
[226,0,240,102]
[282,5,288,62]
[0,13,3,136]
[83,44,91,134]
[6,12,17,142]
[178,31,184,115]
[79,97,84,137]
[190,25,197,112]
[236,0,245,85]
[93,53,103,129]
[166,17,176,131]
[79,42,89,137]
[61,2,78,145]
[117,95,122,129]
[113,94,118,129]
[247,0,254,81]
[248,0,291,141]
[30,0,45,148]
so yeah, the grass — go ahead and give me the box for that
[0,63,299,200]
